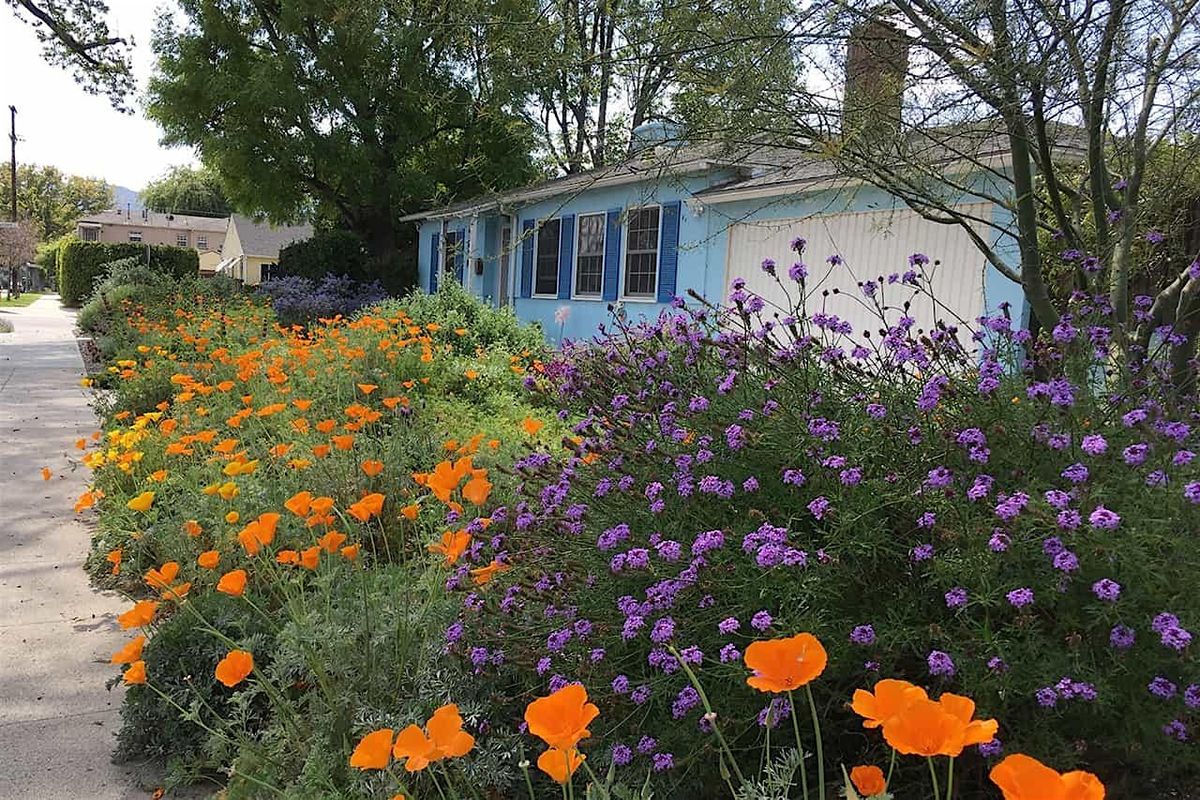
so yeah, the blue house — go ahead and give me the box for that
[401,122,1029,345]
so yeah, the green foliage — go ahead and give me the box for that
[146,0,540,288]
[278,229,373,281]
[0,162,112,240]
[391,280,546,356]
[57,240,198,306]
[141,165,233,217]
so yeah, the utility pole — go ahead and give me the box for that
[8,106,15,223]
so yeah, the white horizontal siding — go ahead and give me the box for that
[725,204,992,348]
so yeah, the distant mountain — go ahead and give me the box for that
[111,185,144,213]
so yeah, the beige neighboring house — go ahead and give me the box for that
[217,214,314,285]
[76,209,229,273]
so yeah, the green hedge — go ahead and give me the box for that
[57,241,199,306]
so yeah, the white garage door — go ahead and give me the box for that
[725,205,993,347]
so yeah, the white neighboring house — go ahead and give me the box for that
[216,215,313,285]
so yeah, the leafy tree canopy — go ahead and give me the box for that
[146,0,541,288]
[0,162,112,241]
[5,0,135,110]
[141,165,232,217]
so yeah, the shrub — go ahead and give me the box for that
[395,280,545,355]
[256,274,389,326]
[278,229,370,281]
[57,240,199,306]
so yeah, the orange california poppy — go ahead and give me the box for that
[122,660,148,685]
[852,679,929,729]
[341,543,360,561]
[428,530,472,565]
[350,728,394,770]
[743,633,828,693]
[461,475,493,506]
[111,635,146,664]
[315,419,337,433]
[470,560,511,585]
[312,444,331,458]
[197,550,220,569]
[331,434,355,451]
[214,649,254,687]
[850,765,887,797]
[225,510,240,524]
[285,490,313,517]
[292,398,313,411]
[299,546,321,570]
[276,550,300,565]
[41,467,52,481]
[118,600,159,629]
[317,530,347,553]
[537,747,585,784]
[268,443,292,458]
[216,569,248,597]
[990,754,1106,800]
[400,503,420,520]
[521,417,544,436]
[126,491,155,513]
[361,459,384,477]
[937,693,1000,748]
[392,703,475,772]
[236,512,280,555]
[357,383,378,394]
[881,697,972,757]
[106,548,122,575]
[524,683,599,751]
[183,519,203,537]
[348,492,385,522]
[143,562,180,591]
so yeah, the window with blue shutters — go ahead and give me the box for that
[534,219,561,296]
[623,206,661,299]
[656,200,681,303]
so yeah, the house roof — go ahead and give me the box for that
[228,215,314,259]
[79,209,229,231]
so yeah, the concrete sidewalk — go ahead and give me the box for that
[0,295,151,798]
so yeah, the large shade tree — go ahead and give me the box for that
[146,0,541,286]
[0,163,112,240]
[141,165,232,217]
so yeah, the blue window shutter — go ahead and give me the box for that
[557,214,575,299]
[657,201,681,303]
[454,231,466,283]
[602,208,622,302]
[428,232,439,293]
[519,220,535,299]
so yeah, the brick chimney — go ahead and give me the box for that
[842,17,909,141]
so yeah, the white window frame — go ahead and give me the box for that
[532,217,562,299]
[128,230,143,242]
[197,235,208,249]
[618,204,663,302]
[80,226,99,242]
[176,232,189,248]
[572,212,606,300]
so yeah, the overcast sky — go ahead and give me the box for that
[0,0,198,191]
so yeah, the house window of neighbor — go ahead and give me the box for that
[197,235,207,249]
[177,232,188,247]
[81,227,99,242]
[624,206,660,298]
[534,218,561,296]
[261,263,278,282]
[129,231,143,242]
[575,213,605,297]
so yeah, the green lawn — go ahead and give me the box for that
[0,292,45,308]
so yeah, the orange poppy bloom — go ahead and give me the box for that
[118,600,159,629]
[464,369,478,380]
[537,748,585,784]
[400,503,420,520]
[524,683,599,751]
[990,754,1105,800]
[357,383,378,395]
[126,491,155,513]
[74,490,98,513]
[41,467,52,481]
[225,511,240,524]
[197,550,220,569]
[236,512,280,555]
[183,519,203,537]
[461,475,493,506]
[470,560,511,585]
[292,398,313,411]
[317,530,347,553]
[521,417,544,436]
[143,562,180,591]
[391,703,475,773]
[937,693,1000,748]
[106,548,122,575]
[880,694,995,758]
[215,649,254,687]
[350,728,394,770]
[852,679,929,729]
[360,459,384,477]
[315,419,337,433]
[348,493,385,522]
[216,569,248,597]
[276,550,300,565]
[331,434,355,451]
[427,530,471,565]
[340,543,360,561]
[312,444,331,458]
[300,546,321,570]
[743,633,828,693]
[123,660,148,685]
[285,490,314,517]
[850,765,887,797]
[268,443,292,458]
[111,635,146,664]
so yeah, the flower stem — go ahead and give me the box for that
[787,690,810,800]
[805,685,825,800]
[927,757,942,800]
[885,747,897,786]
[946,757,955,800]
[672,647,746,786]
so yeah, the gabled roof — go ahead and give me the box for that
[228,215,313,259]
[79,209,229,231]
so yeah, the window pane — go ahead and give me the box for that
[575,215,605,296]
[624,207,660,297]
[576,255,603,295]
[535,219,560,295]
